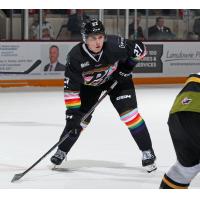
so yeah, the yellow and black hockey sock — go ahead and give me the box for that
[159,174,189,189]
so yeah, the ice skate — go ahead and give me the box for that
[142,149,157,173]
[50,149,67,166]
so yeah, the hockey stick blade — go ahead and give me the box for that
[0,59,41,74]
[11,173,25,183]
[10,131,72,183]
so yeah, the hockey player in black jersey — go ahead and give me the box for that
[51,18,157,172]
[160,73,200,189]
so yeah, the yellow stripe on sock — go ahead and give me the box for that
[163,177,188,189]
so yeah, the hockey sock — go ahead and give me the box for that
[120,109,152,151]
[160,174,189,189]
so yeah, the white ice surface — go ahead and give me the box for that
[0,85,200,189]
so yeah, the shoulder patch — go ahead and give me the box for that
[118,36,126,48]
[181,97,192,105]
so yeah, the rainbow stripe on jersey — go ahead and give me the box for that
[64,90,81,110]
[120,109,144,131]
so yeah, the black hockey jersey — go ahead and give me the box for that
[64,35,146,110]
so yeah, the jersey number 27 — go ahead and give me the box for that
[134,43,143,57]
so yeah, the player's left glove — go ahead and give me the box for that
[65,110,85,131]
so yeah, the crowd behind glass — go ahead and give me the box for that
[0,9,200,41]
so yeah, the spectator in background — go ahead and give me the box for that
[186,32,198,40]
[44,45,65,71]
[148,17,175,40]
[193,17,200,40]
[30,13,39,39]
[67,9,90,40]
[129,15,144,40]
[30,11,55,40]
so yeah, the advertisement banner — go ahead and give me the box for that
[133,44,163,73]
[162,42,200,75]
[0,41,77,80]
[0,41,200,80]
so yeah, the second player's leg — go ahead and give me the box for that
[160,112,200,188]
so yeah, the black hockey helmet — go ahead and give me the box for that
[81,18,105,42]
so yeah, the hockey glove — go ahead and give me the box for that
[65,110,85,132]
[112,65,132,83]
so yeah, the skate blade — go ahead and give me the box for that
[144,163,157,173]
[51,165,59,170]
[50,164,71,172]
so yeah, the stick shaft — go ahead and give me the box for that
[11,81,117,182]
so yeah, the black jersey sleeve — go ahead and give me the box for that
[64,54,84,91]
[106,35,146,60]
[117,39,147,72]
[125,39,146,61]
[64,53,84,111]
[106,35,146,71]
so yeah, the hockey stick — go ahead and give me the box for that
[0,60,41,74]
[11,80,118,183]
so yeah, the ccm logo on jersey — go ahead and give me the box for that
[116,95,131,101]
[119,71,131,77]
[81,61,90,68]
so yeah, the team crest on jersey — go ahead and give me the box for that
[181,97,192,105]
[81,61,90,68]
[82,63,118,86]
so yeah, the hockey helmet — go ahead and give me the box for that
[81,18,105,42]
